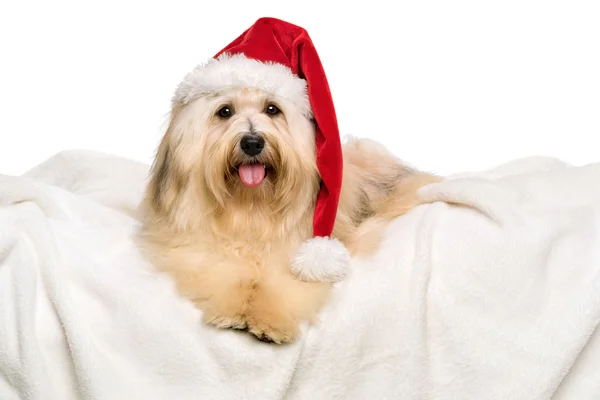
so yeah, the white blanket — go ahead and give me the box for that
[1,150,599,400]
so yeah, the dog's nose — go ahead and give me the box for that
[240,135,265,157]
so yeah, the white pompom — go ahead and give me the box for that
[290,237,351,283]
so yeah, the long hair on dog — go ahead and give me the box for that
[146,87,319,244]
[137,87,439,343]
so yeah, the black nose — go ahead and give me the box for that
[240,135,265,157]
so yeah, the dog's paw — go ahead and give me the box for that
[245,313,299,344]
[244,294,299,344]
[203,312,247,330]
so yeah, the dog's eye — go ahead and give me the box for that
[217,106,233,119]
[265,104,281,116]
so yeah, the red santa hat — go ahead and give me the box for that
[173,17,350,283]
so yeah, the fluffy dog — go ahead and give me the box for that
[136,86,440,343]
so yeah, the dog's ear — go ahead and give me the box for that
[147,104,189,215]
[148,136,172,211]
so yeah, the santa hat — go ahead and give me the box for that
[173,17,350,283]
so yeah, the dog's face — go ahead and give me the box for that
[147,87,321,231]
[200,87,318,200]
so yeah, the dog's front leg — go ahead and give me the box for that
[165,259,256,331]
[243,269,331,343]
[167,255,330,343]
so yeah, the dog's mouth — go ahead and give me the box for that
[236,162,271,188]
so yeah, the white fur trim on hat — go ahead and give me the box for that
[291,237,351,283]
[173,53,312,117]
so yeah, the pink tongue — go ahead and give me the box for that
[238,164,266,187]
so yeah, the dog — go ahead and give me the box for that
[136,86,440,343]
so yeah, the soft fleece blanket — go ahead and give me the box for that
[1,150,599,400]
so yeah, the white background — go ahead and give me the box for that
[0,0,598,176]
